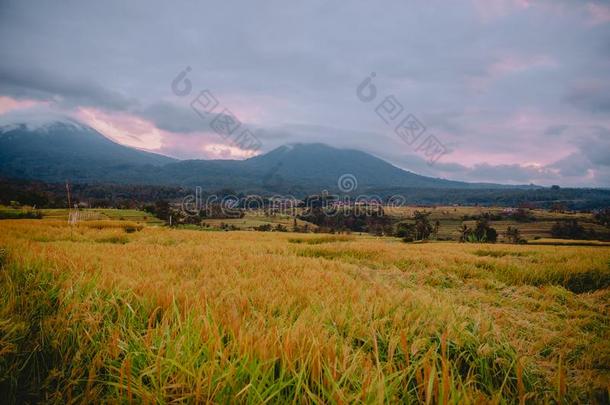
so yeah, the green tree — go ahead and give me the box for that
[474,219,497,243]
[412,211,433,240]
[505,226,522,244]
[459,220,497,243]
[551,220,585,239]
[594,208,610,227]
[458,224,471,242]
[433,220,441,239]
[395,222,417,242]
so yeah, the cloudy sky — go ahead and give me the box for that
[1,0,609,186]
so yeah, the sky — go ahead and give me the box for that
[0,0,609,187]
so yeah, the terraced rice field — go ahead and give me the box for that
[0,220,608,403]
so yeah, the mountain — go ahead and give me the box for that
[0,118,523,193]
[241,143,471,191]
[0,119,176,183]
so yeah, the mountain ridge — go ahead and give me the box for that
[0,118,538,193]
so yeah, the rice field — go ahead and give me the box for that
[386,206,606,241]
[0,206,165,225]
[0,219,609,403]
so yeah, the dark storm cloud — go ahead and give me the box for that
[550,153,592,177]
[577,127,610,167]
[544,125,569,136]
[139,102,269,139]
[139,102,206,133]
[389,153,559,185]
[0,0,609,185]
[564,81,610,114]
[0,66,136,111]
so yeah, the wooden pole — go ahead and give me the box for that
[66,181,74,237]
[66,181,72,223]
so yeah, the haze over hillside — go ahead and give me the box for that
[0,118,530,193]
[2,117,609,209]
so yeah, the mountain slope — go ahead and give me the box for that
[241,143,470,191]
[0,118,524,192]
[122,143,474,192]
[0,119,176,183]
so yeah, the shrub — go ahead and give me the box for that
[395,222,417,242]
[124,225,139,233]
[412,210,433,240]
[396,211,433,242]
[96,235,129,244]
[593,208,610,227]
[505,226,524,244]
[510,208,534,222]
[0,247,7,268]
[563,268,610,293]
[274,224,287,232]
[0,210,43,220]
[254,224,272,231]
[551,220,586,239]
[459,220,497,243]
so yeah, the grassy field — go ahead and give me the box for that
[0,219,609,403]
[180,205,607,241]
[199,212,317,231]
[527,238,610,247]
[0,206,164,224]
[3,204,606,242]
[386,206,606,241]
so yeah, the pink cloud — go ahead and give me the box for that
[77,107,165,151]
[471,0,581,24]
[439,109,590,167]
[218,94,278,126]
[76,107,259,160]
[489,54,557,76]
[202,143,259,159]
[586,3,610,25]
[472,0,532,22]
[467,53,557,92]
[0,96,45,115]
[158,131,258,160]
